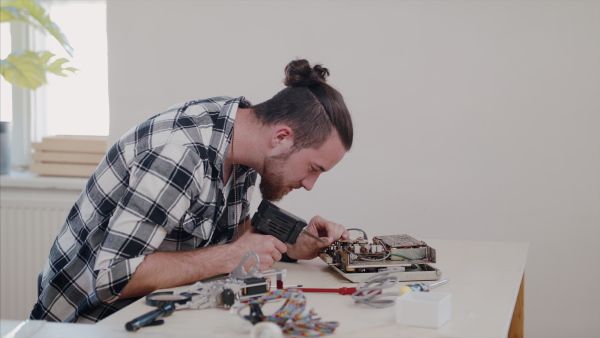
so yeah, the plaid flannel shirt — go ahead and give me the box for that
[31,96,256,322]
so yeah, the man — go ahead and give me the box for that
[31,59,353,322]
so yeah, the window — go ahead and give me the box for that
[1,0,108,171]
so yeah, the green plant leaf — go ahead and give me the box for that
[0,6,20,22]
[46,57,77,77]
[0,50,76,90]
[1,2,39,27]
[1,0,73,56]
[0,51,47,89]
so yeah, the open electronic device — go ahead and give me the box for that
[319,234,442,283]
[249,201,442,283]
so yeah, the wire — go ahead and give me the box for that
[351,270,399,308]
[358,252,391,261]
[237,289,339,337]
[406,264,422,271]
[390,253,426,260]
[346,228,368,240]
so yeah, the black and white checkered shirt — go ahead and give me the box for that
[31,96,257,322]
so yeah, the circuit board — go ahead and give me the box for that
[319,234,442,283]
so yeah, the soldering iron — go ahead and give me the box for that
[251,200,328,245]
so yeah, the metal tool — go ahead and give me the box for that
[125,302,177,331]
[300,228,328,246]
[251,200,328,246]
[297,287,357,295]
[399,278,449,295]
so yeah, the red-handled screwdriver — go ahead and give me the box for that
[297,287,357,295]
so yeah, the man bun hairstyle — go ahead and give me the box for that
[251,59,353,151]
[284,61,329,87]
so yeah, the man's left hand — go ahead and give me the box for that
[284,215,349,260]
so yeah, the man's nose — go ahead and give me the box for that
[301,174,319,191]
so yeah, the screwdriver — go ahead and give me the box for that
[399,279,449,295]
[296,287,384,296]
[297,287,357,295]
[300,228,329,246]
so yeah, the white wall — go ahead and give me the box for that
[107,1,600,337]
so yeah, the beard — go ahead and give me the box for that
[259,151,293,202]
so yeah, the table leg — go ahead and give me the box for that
[508,273,524,338]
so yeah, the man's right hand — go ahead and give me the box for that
[232,228,287,270]
[119,226,286,299]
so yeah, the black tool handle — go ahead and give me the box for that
[251,200,306,244]
[125,302,175,332]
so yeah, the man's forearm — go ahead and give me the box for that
[119,243,237,299]
[120,219,272,299]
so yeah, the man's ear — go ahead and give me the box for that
[271,125,294,153]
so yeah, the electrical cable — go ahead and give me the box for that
[389,253,426,260]
[350,270,399,308]
[406,264,422,271]
[346,228,368,240]
[237,288,339,337]
[358,252,391,261]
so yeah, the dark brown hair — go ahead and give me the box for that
[251,59,353,151]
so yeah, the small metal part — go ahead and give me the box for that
[428,279,449,289]
[375,234,427,248]
[400,278,450,295]
[230,251,261,280]
[242,278,269,296]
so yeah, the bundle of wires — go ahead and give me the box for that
[351,270,400,308]
[237,288,339,337]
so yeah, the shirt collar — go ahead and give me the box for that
[210,96,246,186]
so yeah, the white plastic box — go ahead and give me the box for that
[396,292,452,328]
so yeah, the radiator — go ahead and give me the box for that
[0,184,80,320]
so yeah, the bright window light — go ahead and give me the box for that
[43,1,109,136]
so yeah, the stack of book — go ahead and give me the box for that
[30,135,108,178]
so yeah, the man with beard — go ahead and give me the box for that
[31,59,354,323]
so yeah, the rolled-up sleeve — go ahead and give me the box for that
[94,144,203,302]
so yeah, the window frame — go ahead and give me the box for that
[9,20,36,171]
[5,0,108,172]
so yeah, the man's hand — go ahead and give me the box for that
[233,228,287,270]
[120,227,286,299]
[285,216,349,260]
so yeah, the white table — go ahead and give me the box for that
[1,239,528,338]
